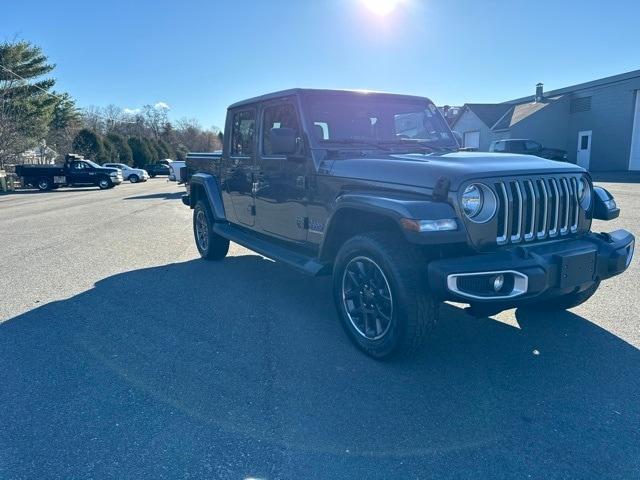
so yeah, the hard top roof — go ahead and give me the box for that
[227,88,434,110]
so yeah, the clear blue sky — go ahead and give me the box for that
[3,0,639,130]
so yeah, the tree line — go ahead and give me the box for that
[0,40,223,170]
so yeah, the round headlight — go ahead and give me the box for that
[577,177,592,210]
[461,184,483,218]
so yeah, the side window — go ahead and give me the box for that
[493,141,506,152]
[525,140,541,152]
[231,110,256,156]
[262,103,300,155]
[511,141,526,153]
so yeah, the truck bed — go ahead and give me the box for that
[15,164,65,177]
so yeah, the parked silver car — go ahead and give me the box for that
[102,163,150,183]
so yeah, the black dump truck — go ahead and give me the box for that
[182,88,635,359]
[15,154,123,191]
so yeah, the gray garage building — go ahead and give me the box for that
[451,69,640,172]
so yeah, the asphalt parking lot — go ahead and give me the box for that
[1,178,638,479]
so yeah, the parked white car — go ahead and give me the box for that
[103,163,150,183]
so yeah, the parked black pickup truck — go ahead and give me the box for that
[490,139,570,162]
[16,154,123,191]
[183,88,634,359]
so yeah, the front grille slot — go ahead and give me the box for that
[495,176,580,245]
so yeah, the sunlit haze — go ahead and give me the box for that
[361,0,402,15]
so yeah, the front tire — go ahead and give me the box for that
[333,232,438,359]
[129,174,139,183]
[37,178,51,191]
[98,178,111,190]
[193,200,229,261]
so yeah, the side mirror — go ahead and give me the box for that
[452,131,462,148]
[270,127,298,155]
[592,186,620,220]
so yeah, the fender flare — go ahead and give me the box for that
[188,173,227,222]
[320,193,467,258]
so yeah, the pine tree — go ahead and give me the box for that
[128,137,153,168]
[0,41,58,167]
[106,133,133,165]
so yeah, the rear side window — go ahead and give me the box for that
[510,141,526,153]
[231,110,256,155]
[525,140,540,151]
[493,141,506,152]
[262,103,300,155]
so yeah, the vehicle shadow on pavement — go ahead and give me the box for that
[124,191,185,201]
[1,257,639,479]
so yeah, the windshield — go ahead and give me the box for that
[84,159,102,168]
[303,93,456,150]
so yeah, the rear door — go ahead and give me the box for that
[224,108,257,227]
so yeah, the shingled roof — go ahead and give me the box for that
[492,96,563,130]
[452,96,563,131]
[453,103,511,130]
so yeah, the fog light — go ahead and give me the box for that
[493,274,505,292]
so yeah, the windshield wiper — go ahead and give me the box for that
[320,139,391,151]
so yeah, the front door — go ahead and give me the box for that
[255,101,308,242]
[577,130,592,169]
[225,109,257,227]
[67,161,93,184]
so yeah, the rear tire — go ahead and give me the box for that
[333,232,438,359]
[129,174,139,183]
[193,200,229,261]
[37,178,51,191]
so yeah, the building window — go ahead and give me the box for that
[463,131,480,149]
[570,96,592,113]
[581,134,589,150]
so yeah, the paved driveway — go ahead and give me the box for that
[0,179,638,479]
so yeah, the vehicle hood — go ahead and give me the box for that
[328,151,585,191]
[98,167,120,174]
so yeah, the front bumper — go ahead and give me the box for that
[111,176,123,185]
[428,229,634,307]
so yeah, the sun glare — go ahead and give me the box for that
[361,0,401,16]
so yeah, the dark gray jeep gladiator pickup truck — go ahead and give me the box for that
[183,88,634,359]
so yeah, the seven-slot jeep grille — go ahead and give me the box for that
[494,176,581,245]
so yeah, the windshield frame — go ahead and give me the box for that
[301,91,458,152]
